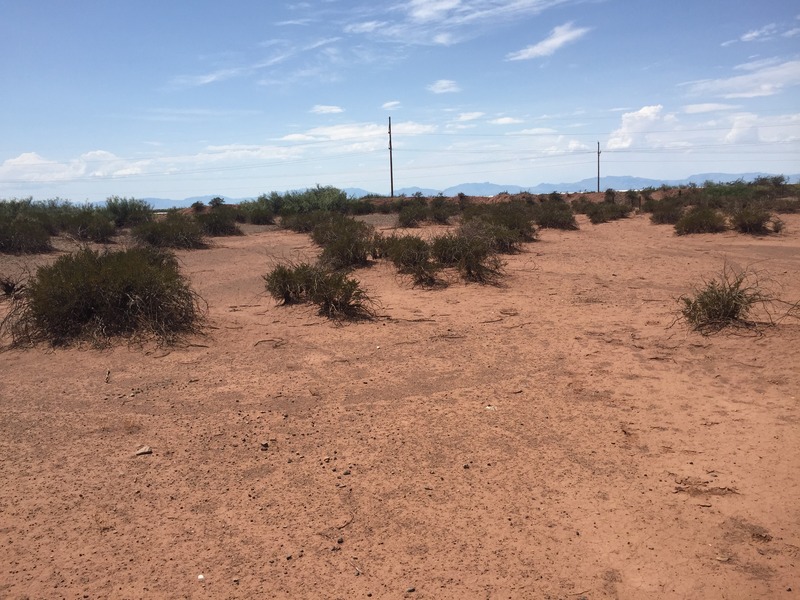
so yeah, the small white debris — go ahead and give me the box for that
[135,446,152,456]
[198,574,205,581]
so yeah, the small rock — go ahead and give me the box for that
[197,574,205,582]
[406,587,416,593]
[463,464,470,469]
[233,578,240,584]
[343,470,351,476]
[337,537,344,545]
[260,441,269,451]
[135,446,152,456]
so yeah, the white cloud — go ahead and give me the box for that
[457,112,485,121]
[607,105,663,149]
[735,57,781,71]
[344,21,386,34]
[382,101,401,110]
[489,117,523,125]
[311,104,344,114]
[682,103,740,114]
[506,22,590,60]
[685,60,800,98]
[427,79,461,93]
[741,23,777,42]
[408,0,461,23]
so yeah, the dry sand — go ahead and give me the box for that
[1,212,798,599]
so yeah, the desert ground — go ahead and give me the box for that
[1,210,798,599]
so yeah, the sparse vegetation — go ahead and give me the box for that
[674,206,727,235]
[431,224,504,284]
[132,212,207,249]
[104,196,153,228]
[264,262,375,320]
[678,266,785,335]
[312,214,375,270]
[195,205,243,236]
[532,197,579,230]
[729,204,771,234]
[1,247,204,346]
[383,234,441,287]
[585,202,633,224]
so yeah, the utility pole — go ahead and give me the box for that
[388,117,394,198]
[596,141,601,193]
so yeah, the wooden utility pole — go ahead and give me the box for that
[596,141,601,193]
[388,117,394,197]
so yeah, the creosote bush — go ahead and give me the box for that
[729,204,771,234]
[674,206,727,235]
[532,198,579,230]
[382,234,441,287]
[104,196,153,228]
[649,197,685,225]
[0,216,52,254]
[585,202,633,224]
[1,247,204,346]
[431,224,504,284]
[311,214,375,271]
[679,267,773,334]
[195,205,243,236]
[264,262,375,320]
[132,212,207,249]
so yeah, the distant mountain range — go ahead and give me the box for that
[142,172,799,209]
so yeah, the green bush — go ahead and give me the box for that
[132,213,207,249]
[398,200,428,227]
[195,205,243,236]
[263,262,375,320]
[104,196,153,228]
[383,234,441,287]
[585,202,632,224]
[313,215,375,270]
[533,199,579,230]
[674,206,727,235]
[237,198,276,225]
[729,204,771,234]
[431,225,504,284]
[280,210,334,233]
[462,201,536,250]
[649,198,685,225]
[2,247,204,346]
[428,197,457,224]
[571,195,593,214]
[62,206,117,242]
[0,216,52,254]
[680,267,770,334]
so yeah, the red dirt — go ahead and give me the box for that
[1,213,798,599]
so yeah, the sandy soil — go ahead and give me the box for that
[1,213,798,599]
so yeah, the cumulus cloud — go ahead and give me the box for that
[607,105,663,149]
[506,22,590,60]
[427,79,461,93]
[311,104,344,114]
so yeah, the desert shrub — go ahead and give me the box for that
[263,262,375,320]
[604,188,617,203]
[2,247,203,346]
[195,205,242,236]
[346,199,376,216]
[279,185,349,216]
[104,196,153,228]
[280,209,334,233]
[62,206,117,242]
[0,216,52,254]
[585,202,633,224]
[132,213,207,249]
[674,206,727,235]
[533,198,579,230]
[313,215,375,270]
[383,234,441,287]
[397,199,428,227]
[462,201,536,250]
[209,197,225,209]
[764,197,799,214]
[237,197,276,225]
[0,274,24,298]
[190,201,205,213]
[649,198,685,225]
[428,197,457,224]
[571,195,593,214]
[431,224,504,283]
[729,204,771,234]
[679,267,773,334]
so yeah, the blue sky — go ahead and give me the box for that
[1,0,799,200]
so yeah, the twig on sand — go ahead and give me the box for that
[254,338,286,348]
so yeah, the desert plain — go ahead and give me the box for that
[1,209,799,599]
